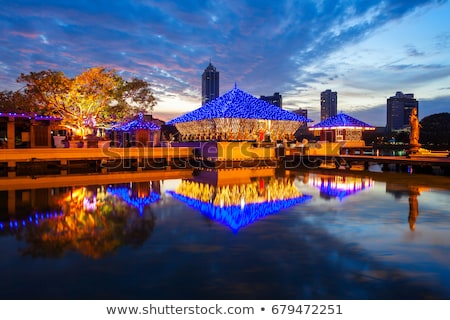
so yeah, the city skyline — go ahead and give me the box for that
[0,0,449,126]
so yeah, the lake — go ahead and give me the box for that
[1,168,449,299]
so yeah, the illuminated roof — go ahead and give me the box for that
[167,86,312,124]
[309,112,375,130]
[113,113,160,131]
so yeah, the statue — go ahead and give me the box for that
[409,107,421,153]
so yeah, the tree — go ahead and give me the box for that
[0,89,35,112]
[420,112,450,149]
[17,67,156,137]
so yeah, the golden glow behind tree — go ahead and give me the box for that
[17,67,156,137]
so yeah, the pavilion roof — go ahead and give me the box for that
[113,113,160,131]
[166,86,312,124]
[309,112,375,130]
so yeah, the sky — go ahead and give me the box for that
[1,0,449,126]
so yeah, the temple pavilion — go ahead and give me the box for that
[166,85,311,142]
[112,113,161,147]
[309,112,375,154]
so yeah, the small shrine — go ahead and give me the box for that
[112,113,161,147]
[309,112,375,154]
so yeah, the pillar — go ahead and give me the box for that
[7,116,15,149]
[30,119,36,148]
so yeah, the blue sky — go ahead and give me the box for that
[1,0,449,126]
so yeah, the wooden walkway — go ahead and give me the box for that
[0,147,194,177]
[284,148,450,174]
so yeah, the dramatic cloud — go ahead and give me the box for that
[0,0,449,125]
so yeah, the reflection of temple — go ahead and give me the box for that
[107,181,161,214]
[307,174,373,200]
[167,168,312,232]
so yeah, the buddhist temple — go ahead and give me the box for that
[309,112,375,155]
[167,85,311,142]
[112,113,161,147]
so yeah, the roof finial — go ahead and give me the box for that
[234,81,237,89]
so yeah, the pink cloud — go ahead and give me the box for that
[10,31,39,39]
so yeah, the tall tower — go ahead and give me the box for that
[202,62,219,105]
[386,91,419,133]
[320,89,337,120]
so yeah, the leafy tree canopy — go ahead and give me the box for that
[16,67,156,136]
[420,112,450,148]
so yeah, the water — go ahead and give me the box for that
[1,168,450,300]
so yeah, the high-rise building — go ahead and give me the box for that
[201,62,219,105]
[293,108,309,134]
[260,92,282,108]
[293,108,308,119]
[386,91,419,132]
[320,89,337,120]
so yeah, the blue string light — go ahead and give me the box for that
[113,113,160,131]
[0,210,64,234]
[167,190,312,232]
[166,87,312,124]
[310,112,374,130]
[0,112,61,120]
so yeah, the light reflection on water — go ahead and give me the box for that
[0,168,450,299]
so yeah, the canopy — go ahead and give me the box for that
[309,112,375,131]
[113,113,160,131]
[166,85,312,139]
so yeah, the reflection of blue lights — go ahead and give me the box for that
[0,211,64,233]
[107,187,161,215]
[167,191,312,232]
[167,86,311,124]
[316,181,370,201]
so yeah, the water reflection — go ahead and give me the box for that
[386,183,427,231]
[167,169,312,232]
[408,187,420,231]
[306,173,374,200]
[0,182,161,258]
[107,182,161,215]
[1,170,450,299]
